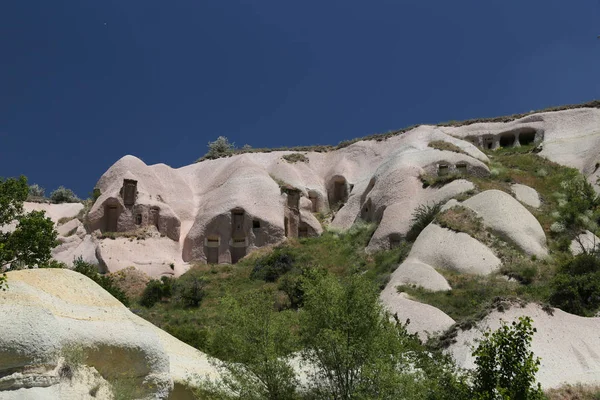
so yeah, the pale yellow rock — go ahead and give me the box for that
[0,269,217,400]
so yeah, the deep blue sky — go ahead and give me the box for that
[2,1,599,198]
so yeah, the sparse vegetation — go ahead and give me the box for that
[428,140,468,155]
[282,153,309,163]
[27,183,46,201]
[99,228,152,240]
[59,343,86,381]
[420,172,463,188]
[50,186,80,203]
[57,215,77,225]
[545,383,600,400]
[197,136,236,161]
[406,201,442,241]
[435,205,484,237]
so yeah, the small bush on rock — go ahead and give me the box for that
[406,202,442,241]
[27,184,45,199]
[50,186,80,203]
[198,136,235,161]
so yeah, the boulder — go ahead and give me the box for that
[409,223,501,275]
[511,183,541,209]
[0,269,217,399]
[462,190,547,257]
[570,230,600,255]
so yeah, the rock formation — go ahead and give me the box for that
[0,269,216,399]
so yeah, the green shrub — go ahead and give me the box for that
[250,249,296,282]
[27,184,45,199]
[39,259,67,269]
[165,324,209,350]
[549,253,600,316]
[406,202,442,241]
[140,279,168,308]
[472,316,544,400]
[73,257,130,306]
[91,187,101,202]
[282,153,309,163]
[197,136,235,161]
[50,186,80,204]
[174,269,206,307]
[553,176,599,233]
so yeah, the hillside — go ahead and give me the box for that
[3,104,600,398]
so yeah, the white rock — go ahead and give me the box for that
[410,223,501,275]
[379,291,455,340]
[0,269,218,399]
[570,230,600,255]
[511,183,541,208]
[387,259,451,292]
[462,190,548,257]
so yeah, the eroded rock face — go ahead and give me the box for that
[53,107,599,275]
[0,269,217,400]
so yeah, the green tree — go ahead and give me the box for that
[0,176,58,289]
[472,316,544,400]
[549,253,600,316]
[199,136,236,161]
[299,273,432,399]
[195,290,299,400]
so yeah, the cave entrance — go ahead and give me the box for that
[149,207,160,230]
[205,236,220,264]
[105,205,118,232]
[230,238,247,264]
[519,130,536,146]
[329,177,349,209]
[499,133,516,148]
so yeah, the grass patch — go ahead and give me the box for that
[420,173,463,188]
[57,216,77,225]
[399,269,551,329]
[282,153,309,163]
[545,383,600,400]
[435,206,484,238]
[134,223,412,357]
[99,228,152,240]
[428,140,468,155]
